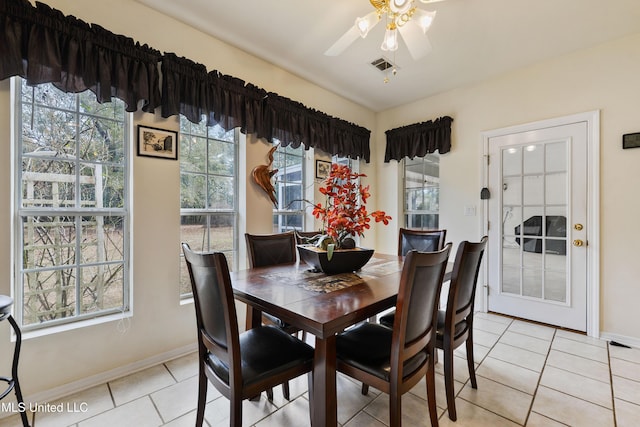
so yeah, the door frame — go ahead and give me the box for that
[481,111,600,337]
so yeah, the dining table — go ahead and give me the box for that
[230,252,452,427]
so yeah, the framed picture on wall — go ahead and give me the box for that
[315,160,331,180]
[137,125,178,160]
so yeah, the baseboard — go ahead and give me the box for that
[600,331,640,349]
[21,343,197,407]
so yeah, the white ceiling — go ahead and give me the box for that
[136,0,640,112]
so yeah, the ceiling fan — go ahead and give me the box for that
[325,0,446,60]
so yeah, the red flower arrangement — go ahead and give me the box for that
[312,164,391,249]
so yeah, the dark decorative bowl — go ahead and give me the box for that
[297,244,374,275]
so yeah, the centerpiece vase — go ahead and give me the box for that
[297,244,374,275]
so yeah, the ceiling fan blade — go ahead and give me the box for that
[324,26,360,56]
[397,22,432,60]
[325,11,380,56]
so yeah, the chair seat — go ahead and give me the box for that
[435,310,469,341]
[336,323,427,382]
[208,325,313,387]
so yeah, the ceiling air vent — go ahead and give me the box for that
[370,57,396,72]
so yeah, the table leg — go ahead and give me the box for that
[312,335,337,427]
[245,306,262,331]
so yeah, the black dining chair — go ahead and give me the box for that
[374,228,448,344]
[436,236,488,421]
[244,231,305,399]
[336,244,452,427]
[182,243,314,427]
[398,228,447,256]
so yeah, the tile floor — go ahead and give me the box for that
[1,312,640,426]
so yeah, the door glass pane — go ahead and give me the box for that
[523,145,543,174]
[500,140,568,305]
[523,175,543,205]
[546,142,566,173]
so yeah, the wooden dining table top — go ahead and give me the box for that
[230,253,405,338]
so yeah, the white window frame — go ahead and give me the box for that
[403,153,440,229]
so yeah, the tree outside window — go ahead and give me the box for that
[16,79,129,329]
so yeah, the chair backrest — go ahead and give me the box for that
[245,232,297,268]
[398,228,447,256]
[444,236,488,327]
[182,243,240,383]
[294,230,322,245]
[391,244,452,377]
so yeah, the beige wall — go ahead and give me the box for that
[375,33,640,344]
[1,0,639,404]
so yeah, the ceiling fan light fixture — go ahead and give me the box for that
[389,0,413,15]
[413,9,436,33]
[381,26,399,51]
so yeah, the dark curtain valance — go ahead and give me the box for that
[1,0,370,161]
[384,115,453,162]
[0,0,161,112]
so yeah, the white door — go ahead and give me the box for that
[485,114,596,332]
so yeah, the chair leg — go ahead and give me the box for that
[466,335,477,389]
[195,367,208,427]
[229,393,243,427]
[307,372,314,425]
[266,387,274,401]
[361,383,369,395]
[389,390,402,427]
[282,381,290,400]
[443,342,457,421]
[426,356,439,427]
[8,316,29,427]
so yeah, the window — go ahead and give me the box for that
[404,153,440,229]
[16,79,129,330]
[179,119,238,296]
[272,144,305,233]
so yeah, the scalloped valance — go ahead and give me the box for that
[384,116,453,162]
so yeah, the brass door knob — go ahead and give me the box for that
[574,224,583,231]
[573,239,584,247]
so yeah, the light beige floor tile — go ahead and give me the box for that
[408,372,464,410]
[473,317,510,335]
[109,365,176,406]
[551,336,608,363]
[610,357,640,382]
[472,329,502,348]
[0,412,34,427]
[205,394,280,427]
[437,398,519,427]
[546,349,610,382]
[335,373,379,424]
[615,398,640,427]
[555,329,606,348]
[609,344,640,364]
[508,320,555,341]
[499,331,551,355]
[343,410,387,427]
[488,342,546,372]
[458,376,532,425]
[78,396,161,427]
[150,375,219,422]
[532,386,614,426]
[612,375,640,406]
[164,352,198,382]
[161,410,198,427]
[475,312,514,326]
[435,353,474,383]
[453,342,491,362]
[363,391,438,427]
[254,397,310,427]
[526,412,567,426]
[265,374,311,408]
[540,365,612,408]
[33,384,114,427]
[476,357,540,395]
